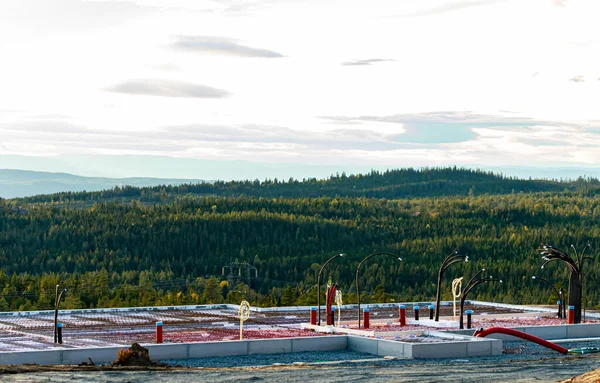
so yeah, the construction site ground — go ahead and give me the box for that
[0,303,577,352]
[2,342,600,382]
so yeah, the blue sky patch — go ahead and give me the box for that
[397,122,477,144]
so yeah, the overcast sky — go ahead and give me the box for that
[0,0,599,177]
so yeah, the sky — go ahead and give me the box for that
[0,0,599,179]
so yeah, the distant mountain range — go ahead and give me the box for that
[2,154,599,183]
[0,169,205,199]
[2,154,600,199]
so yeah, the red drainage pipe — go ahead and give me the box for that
[474,327,567,354]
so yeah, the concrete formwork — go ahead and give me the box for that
[450,323,600,341]
[0,336,348,366]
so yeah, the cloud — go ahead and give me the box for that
[153,63,181,72]
[0,0,155,31]
[341,59,395,66]
[211,0,279,15]
[0,121,89,134]
[322,111,583,127]
[320,111,595,145]
[105,79,230,98]
[105,0,278,15]
[3,112,599,169]
[170,36,284,58]
[569,75,585,83]
[0,119,411,158]
[397,0,505,17]
[326,113,478,144]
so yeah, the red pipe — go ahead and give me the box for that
[363,308,370,329]
[568,306,575,324]
[326,285,337,325]
[156,321,163,344]
[399,305,406,326]
[474,327,567,354]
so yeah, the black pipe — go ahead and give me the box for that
[317,253,343,325]
[356,252,401,328]
[434,252,467,321]
[57,323,63,344]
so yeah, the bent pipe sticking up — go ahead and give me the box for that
[474,327,568,354]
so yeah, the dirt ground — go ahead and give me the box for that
[1,353,600,383]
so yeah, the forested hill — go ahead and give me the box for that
[0,191,599,311]
[1,167,599,312]
[13,167,600,204]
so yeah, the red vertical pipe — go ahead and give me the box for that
[326,285,336,326]
[399,305,406,326]
[156,321,163,344]
[310,307,317,325]
[363,308,370,329]
[568,305,575,324]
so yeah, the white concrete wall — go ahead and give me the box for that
[347,335,500,359]
[0,336,348,365]
[451,323,600,341]
[468,300,600,319]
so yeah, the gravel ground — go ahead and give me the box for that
[162,341,600,368]
[1,356,598,383]
[165,350,381,368]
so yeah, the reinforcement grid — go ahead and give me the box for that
[0,304,585,351]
